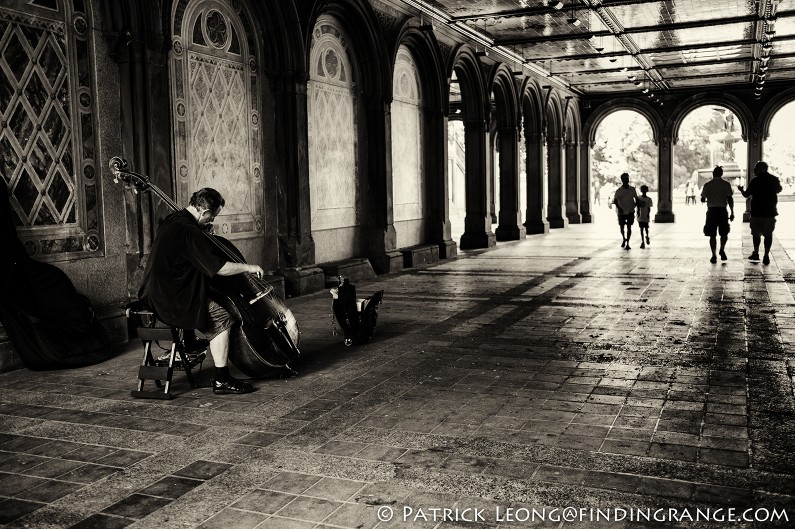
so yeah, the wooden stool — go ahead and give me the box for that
[126,304,206,400]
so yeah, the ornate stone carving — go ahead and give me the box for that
[0,2,103,259]
[373,9,396,34]
[171,1,263,236]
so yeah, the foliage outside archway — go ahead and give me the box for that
[591,110,657,192]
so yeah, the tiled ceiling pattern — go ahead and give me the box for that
[423,0,794,95]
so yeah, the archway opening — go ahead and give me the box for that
[590,110,657,222]
[447,72,466,244]
[674,106,747,219]
[763,100,795,196]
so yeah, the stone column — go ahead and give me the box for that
[565,140,581,224]
[488,126,498,224]
[460,119,496,249]
[495,126,525,241]
[428,110,457,258]
[272,72,326,295]
[654,134,675,223]
[743,125,764,222]
[115,32,172,297]
[524,131,549,234]
[366,97,403,273]
[547,136,568,229]
[579,140,593,223]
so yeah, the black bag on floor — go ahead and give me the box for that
[0,182,111,370]
[0,256,111,370]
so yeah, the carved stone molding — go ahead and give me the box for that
[373,9,396,35]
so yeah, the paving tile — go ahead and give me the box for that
[235,431,284,447]
[275,495,343,522]
[197,508,267,529]
[63,445,118,463]
[67,513,134,529]
[0,473,50,495]
[0,497,45,524]
[532,465,588,485]
[97,449,151,468]
[57,464,119,484]
[101,493,172,518]
[303,477,366,501]
[233,489,297,513]
[26,457,86,478]
[265,472,323,494]
[15,479,84,502]
[174,460,232,480]
[321,502,379,529]
[1,436,54,453]
[260,517,316,529]
[314,440,368,457]
[137,475,204,499]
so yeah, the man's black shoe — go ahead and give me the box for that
[212,378,255,395]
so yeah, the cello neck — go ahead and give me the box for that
[107,157,245,265]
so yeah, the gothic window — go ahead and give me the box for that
[0,0,103,259]
[171,0,262,238]
[308,16,358,232]
[391,46,423,233]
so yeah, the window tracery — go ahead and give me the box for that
[0,0,102,259]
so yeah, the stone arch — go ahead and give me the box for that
[447,45,493,249]
[447,44,486,122]
[303,0,391,100]
[545,91,566,228]
[487,64,519,129]
[170,0,264,247]
[583,99,662,146]
[669,94,752,143]
[306,14,363,263]
[390,45,425,248]
[759,86,795,140]
[519,78,547,233]
[392,23,445,114]
[487,64,523,240]
[391,24,453,256]
[564,101,582,224]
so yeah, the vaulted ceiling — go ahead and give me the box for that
[415,0,792,99]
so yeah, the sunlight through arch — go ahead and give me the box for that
[590,110,657,222]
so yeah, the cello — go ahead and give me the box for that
[108,157,300,377]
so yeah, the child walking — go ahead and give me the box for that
[637,185,653,249]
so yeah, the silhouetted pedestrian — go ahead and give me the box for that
[739,161,782,266]
[637,185,653,249]
[701,166,735,264]
[610,173,639,250]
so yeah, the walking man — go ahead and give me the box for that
[738,161,782,266]
[610,173,639,250]
[700,166,735,264]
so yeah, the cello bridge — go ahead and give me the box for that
[248,285,274,305]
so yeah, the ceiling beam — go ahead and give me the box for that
[497,15,753,45]
[524,38,759,63]
[496,10,795,46]
[451,0,664,22]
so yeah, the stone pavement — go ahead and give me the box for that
[1,206,794,529]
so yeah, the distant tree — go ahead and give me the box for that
[592,111,657,190]
[764,102,795,185]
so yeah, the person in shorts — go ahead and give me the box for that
[700,166,735,264]
[139,188,265,395]
[637,185,653,249]
[610,173,639,250]
[738,161,782,266]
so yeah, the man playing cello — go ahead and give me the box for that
[139,188,263,395]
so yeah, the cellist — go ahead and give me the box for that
[139,187,263,395]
